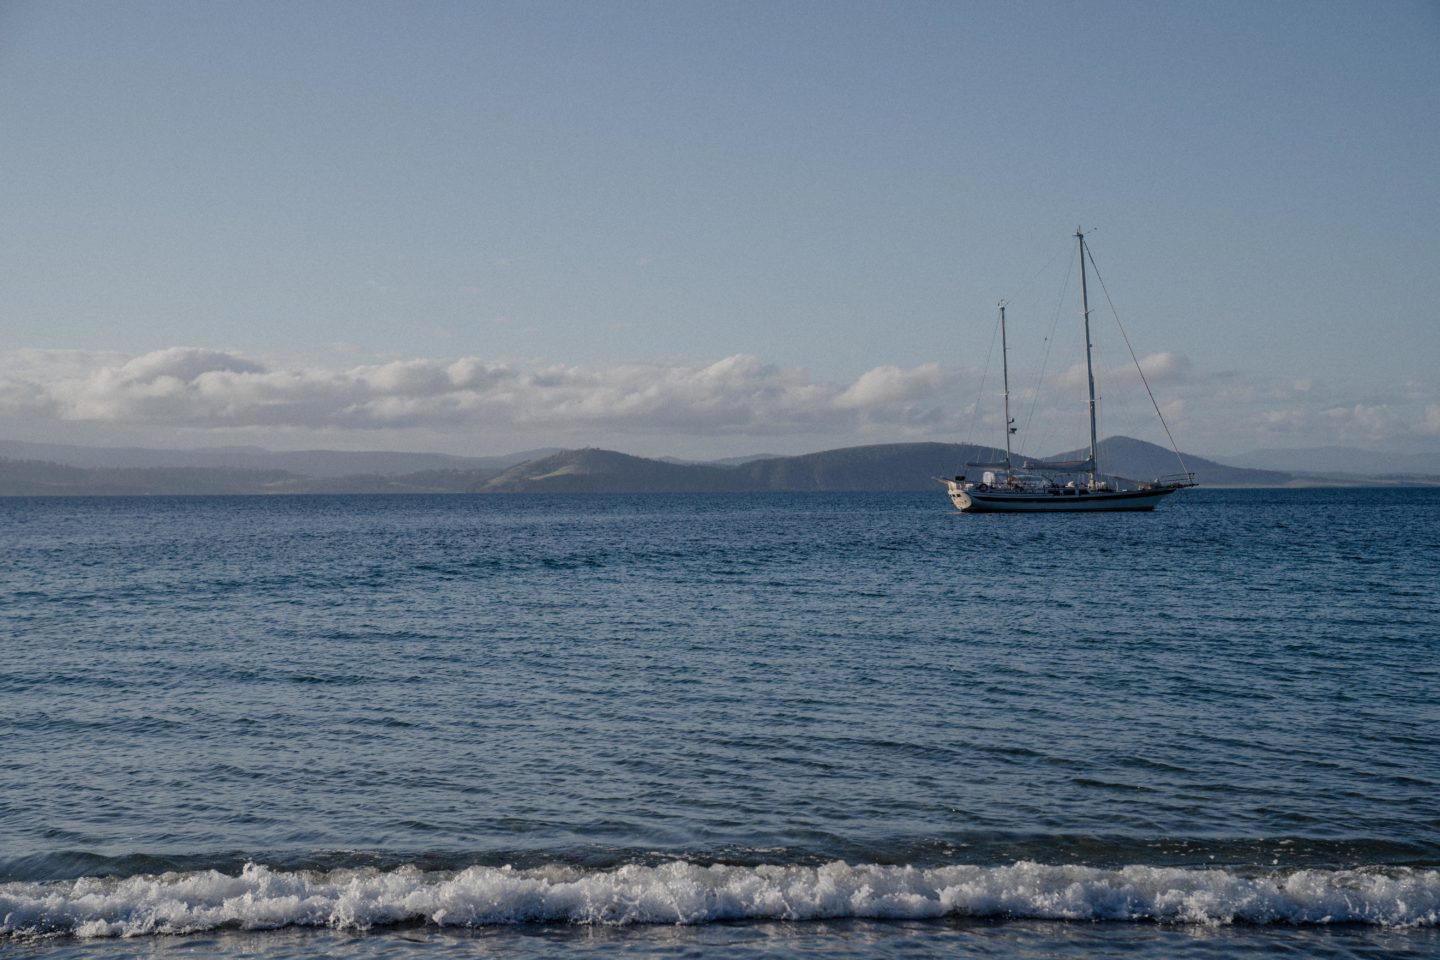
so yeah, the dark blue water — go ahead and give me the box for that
[3,489,1438,957]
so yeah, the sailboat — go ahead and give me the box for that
[944,229,1196,513]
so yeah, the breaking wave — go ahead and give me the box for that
[4,860,1438,938]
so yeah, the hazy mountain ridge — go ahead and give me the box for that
[1046,437,1290,487]
[0,458,301,496]
[0,436,1324,496]
[0,439,560,477]
[470,439,1288,493]
[1230,445,1440,476]
[476,449,748,493]
[733,442,1005,492]
[5,436,1439,496]
[0,457,509,497]
[469,443,1017,494]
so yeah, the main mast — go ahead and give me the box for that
[999,301,1014,476]
[1077,228,1099,486]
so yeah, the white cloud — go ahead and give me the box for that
[835,363,944,408]
[0,348,970,440]
[2,346,1436,458]
[1056,351,1191,392]
[1424,404,1440,437]
[1135,351,1192,382]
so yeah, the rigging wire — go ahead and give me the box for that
[1001,237,1072,312]
[963,307,1002,452]
[1018,251,1074,451]
[963,237,1069,457]
[1084,242,1192,476]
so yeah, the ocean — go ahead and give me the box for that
[3,488,1438,958]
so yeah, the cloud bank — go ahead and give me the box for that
[0,348,968,441]
[0,347,1435,457]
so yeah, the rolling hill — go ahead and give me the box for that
[0,439,558,477]
[475,448,747,493]
[1045,437,1289,487]
[469,438,1262,494]
[11,435,1428,496]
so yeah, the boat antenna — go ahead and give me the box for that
[999,300,1015,476]
[1077,227,1100,486]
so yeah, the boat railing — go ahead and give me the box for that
[1153,472,1198,488]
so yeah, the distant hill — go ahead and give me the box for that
[731,442,1005,491]
[1229,445,1440,477]
[469,438,1288,494]
[274,468,506,495]
[472,443,1010,494]
[476,449,747,493]
[1045,437,1290,487]
[0,458,303,496]
[0,457,507,496]
[711,453,784,467]
[28,434,1436,496]
[0,439,558,477]
[658,453,783,467]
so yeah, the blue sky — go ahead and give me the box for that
[2,0,1437,458]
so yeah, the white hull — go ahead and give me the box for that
[946,481,1177,513]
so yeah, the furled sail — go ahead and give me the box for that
[1020,459,1095,472]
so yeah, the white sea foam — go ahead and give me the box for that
[3,861,1438,938]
